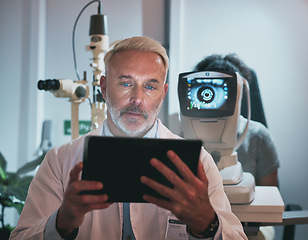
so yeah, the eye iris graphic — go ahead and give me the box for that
[197,86,215,103]
[201,89,213,101]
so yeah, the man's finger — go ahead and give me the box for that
[196,159,208,183]
[149,158,184,189]
[142,194,171,210]
[69,162,83,184]
[72,180,103,193]
[166,150,196,181]
[77,193,109,206]
[140,175,176,200]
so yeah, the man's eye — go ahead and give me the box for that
[121,83,131,87]
[145,85,155,90]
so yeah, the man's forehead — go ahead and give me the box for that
[106,50,166,74]
[108,50,164,67]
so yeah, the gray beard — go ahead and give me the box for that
[105,94,162,137]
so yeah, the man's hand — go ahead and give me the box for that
[140,150,216,235]
[56,162,112,238]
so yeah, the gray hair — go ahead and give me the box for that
[104,36,169,71]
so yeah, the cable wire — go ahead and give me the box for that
[72,0,102,80]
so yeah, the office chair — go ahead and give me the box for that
[241,69,267,127]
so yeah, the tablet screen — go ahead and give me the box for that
[81,136,202,202]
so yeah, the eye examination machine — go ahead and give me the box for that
[178,71,285,226]
[37,0,109,140]
[178,70,255,204]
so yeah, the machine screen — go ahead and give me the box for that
[178,71,237,118]
[187,78,229,110]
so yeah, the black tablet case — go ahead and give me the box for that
[81,136,202,202]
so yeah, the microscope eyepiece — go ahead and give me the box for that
[75,86,87,98]
[38,79,60,91]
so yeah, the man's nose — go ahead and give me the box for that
[130,86,143,105]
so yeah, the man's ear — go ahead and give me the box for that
[100,75,106,99]
[163,83,168,100]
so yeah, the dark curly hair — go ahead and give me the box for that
[194,53,252,83]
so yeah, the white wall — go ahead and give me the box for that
[0,0,46,170]
[168,0,308,239]
[0,0,47,227]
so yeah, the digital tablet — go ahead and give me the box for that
[81,136,202,202]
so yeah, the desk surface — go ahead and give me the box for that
[261,210,308,226]
[231,186,285,223]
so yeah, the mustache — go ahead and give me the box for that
[120,106,148,119]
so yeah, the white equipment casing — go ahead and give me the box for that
[179,71,254,204]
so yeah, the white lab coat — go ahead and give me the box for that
[10,119,247,240]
